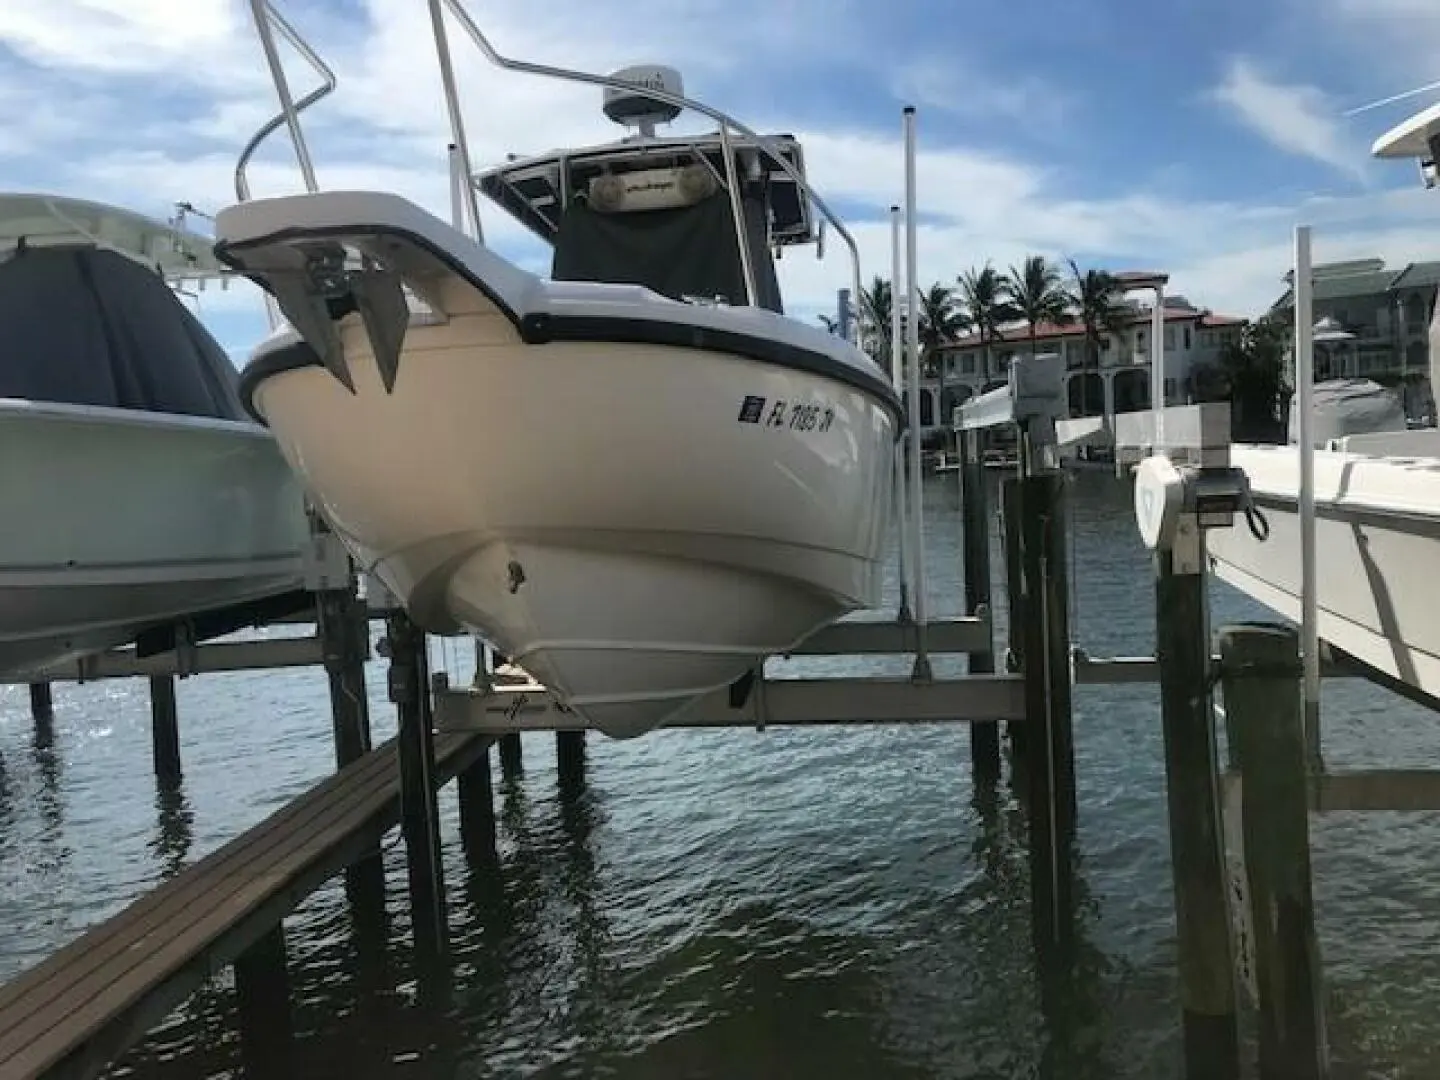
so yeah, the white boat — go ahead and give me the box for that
[1209,435,1440,699]
[216,9,900,738]
[1208,98,1440,701]
[0,193,310,678]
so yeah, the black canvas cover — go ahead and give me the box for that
[0,246,247,420]
[551,190,784,313]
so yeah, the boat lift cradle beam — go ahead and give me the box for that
[434,652,1374,734]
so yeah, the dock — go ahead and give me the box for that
[4,347,1434,1080]
[0,730,491,1080]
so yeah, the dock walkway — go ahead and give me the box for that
[0,730,491,1080]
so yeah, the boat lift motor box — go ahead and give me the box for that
[1135,455,1252,563]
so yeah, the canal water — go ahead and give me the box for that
[3,471,1440,1078]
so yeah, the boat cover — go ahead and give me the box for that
[1288,377,1406,447]
[551,190,784,313]
[0,245,247,419]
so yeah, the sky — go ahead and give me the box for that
[2,0,1439,355]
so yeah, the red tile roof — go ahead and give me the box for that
[940,310,1245,349]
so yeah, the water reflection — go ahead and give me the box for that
[149,783,193,880]
[31,709,67,878]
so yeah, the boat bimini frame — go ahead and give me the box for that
[235,0,866,344]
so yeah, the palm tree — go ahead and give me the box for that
[1004,255,1072,361]
[859,275,893,369]
[1067,259,1129,416]
[957,263,1015,384]
[916,282,969,379]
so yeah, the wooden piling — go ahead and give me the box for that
[148,675,181,785]
[1218,623,1327,1079]
[1155,537,1240,1079]
[556,730,586,787]
[233,923,292,1076]
[1017,468,1076,959]
[458,748,497,863]
[317,587,373,767]
[316,579,388,940]
[1001,476,1028,766]
[960,430,1000,785]
[385,611,449,989]
[28,682,53,744]
[499,732,523,778]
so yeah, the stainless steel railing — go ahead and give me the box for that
[235,0,335,201]
[236,0,864,342]
[434,0,863,337]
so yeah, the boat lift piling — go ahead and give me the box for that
[28,682,53,743]
[312,523,389,934]
[233,923,293,1076]
[1218,624,1327,1078]
[499,732,524,777]
[1127,409,1247,1079]
[1000,477,1028,769]
[147,676,182,785]
[958,427,1000,784]
[384,609,451,998]
[956,353,1078,955]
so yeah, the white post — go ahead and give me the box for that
[1295,225,1321,766]
[1151,283,1166,449]
[447,143,465,233]
[903,106,931,678]
[890,205,912,622]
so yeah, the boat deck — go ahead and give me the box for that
[0,730,491,1080]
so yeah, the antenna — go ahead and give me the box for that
[1342,78,1440,118]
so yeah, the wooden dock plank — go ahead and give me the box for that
[0,744,395,1039]
[0,731,491,1080]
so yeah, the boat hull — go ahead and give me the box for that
[251,292,894,735]
[0,400,310,678]
[1209,442,1440,699]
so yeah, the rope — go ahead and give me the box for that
[1244,502,1270,542]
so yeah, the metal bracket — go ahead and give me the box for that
[301,529,353,592]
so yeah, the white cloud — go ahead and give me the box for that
[893,55,1070,132]
[5,0,1438,349]
[1210,57,1363,179]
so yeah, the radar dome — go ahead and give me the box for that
[603,65,684,134]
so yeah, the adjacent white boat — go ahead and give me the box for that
[1209,436,1440,699]
[0,193,310,678]
[218,15,900,737]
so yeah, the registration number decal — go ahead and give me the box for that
[736,395,835,433]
